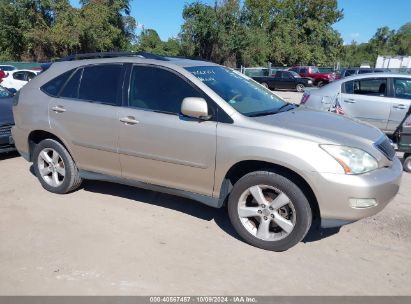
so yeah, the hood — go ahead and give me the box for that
[0,96,14,126]
[252,106,383,147]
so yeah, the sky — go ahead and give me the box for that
[71,0,411,44]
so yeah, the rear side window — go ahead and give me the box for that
[344,78,387,96]
[78,64,122,105]
[129,66,202,114]
[41,70,74,97]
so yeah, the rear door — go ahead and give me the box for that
[340,77,390,131]
[117,64,217,196]
[387,77,411,132]
[47,64,124,176]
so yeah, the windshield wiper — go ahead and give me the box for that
[276,103,298,113]
[248,110,279,117]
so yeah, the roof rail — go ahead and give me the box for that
[56,51,169,62]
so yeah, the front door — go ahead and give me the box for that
[118,65,217,196]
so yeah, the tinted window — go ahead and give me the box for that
[60,69,82,99]
[345,78,387,96]
[41,70,74,97]
[78,64,122,105]
[26,72,36,80]
[344,69,357,77]
[358,69,372,74]
[300,68,308,74]
[129,66,202,114]
[13,72,25,81]
[394,78,411,100]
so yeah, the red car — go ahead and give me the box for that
[0,70,6,83]
[288,66,336,87]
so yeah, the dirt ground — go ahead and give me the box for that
[0,148,410,295]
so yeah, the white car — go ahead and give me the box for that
[0,69,40,91]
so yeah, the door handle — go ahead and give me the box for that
[343,99,356,103]
[120,116,139,125]
[51,105,66,113]
[393,104,408,110]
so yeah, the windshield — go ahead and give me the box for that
[186,66,289,116]
[0,86,12,98]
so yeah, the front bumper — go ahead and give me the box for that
[311,157,403,228]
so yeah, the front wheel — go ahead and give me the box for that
[317,81,325,87]
[228,171,312,251]
[296,83,305,92]
[261,82,269,89]
[33,139,82,194]
[404,154,411,173]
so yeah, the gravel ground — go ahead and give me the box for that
[272,90,303,104]
[0,151,410,295]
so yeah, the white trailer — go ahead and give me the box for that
[376,55,411,70]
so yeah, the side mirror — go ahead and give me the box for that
[181,97,211,120]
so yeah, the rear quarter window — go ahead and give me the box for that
[41,70,74,97]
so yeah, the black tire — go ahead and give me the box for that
[296,83,305,92]
[404,154,411,173]
[227,171,312,251]
[261,82,269,89]
[33,139,82,194]
[317,81,325,87]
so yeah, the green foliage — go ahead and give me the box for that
[0,0,136,61]
[340,23,411,67]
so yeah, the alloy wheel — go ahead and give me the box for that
[37,148,66,187]
[237,185,296,241]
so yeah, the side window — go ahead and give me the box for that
[60,69,83,99]
[300,68,307,74]
[274,71,282,78]
[129,66,202,114]
[394,78,411,100]
[26,72,36,80]
[343,80,354,94]
[284,71,293,79]
[346,78,387,96]
[78,64,122,105]
[41,69,74,97]
[13,72,25,81]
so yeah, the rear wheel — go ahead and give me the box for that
[296,83,305,92]
[33,139,82,194]
[228,171,312,251]
[317,81,325,87]
[404,154,411,173]
[261,82,269,89]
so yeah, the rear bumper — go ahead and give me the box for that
[311,157,403,228]
[11,125,30,160]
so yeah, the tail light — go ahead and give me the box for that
[300,93,310,105]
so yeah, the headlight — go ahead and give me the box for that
[320,145,378,174]
[307,80,312,84]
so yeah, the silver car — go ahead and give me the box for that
[302,73,411,134]
[12,54,402,251]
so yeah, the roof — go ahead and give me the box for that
[53,52,217,68]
